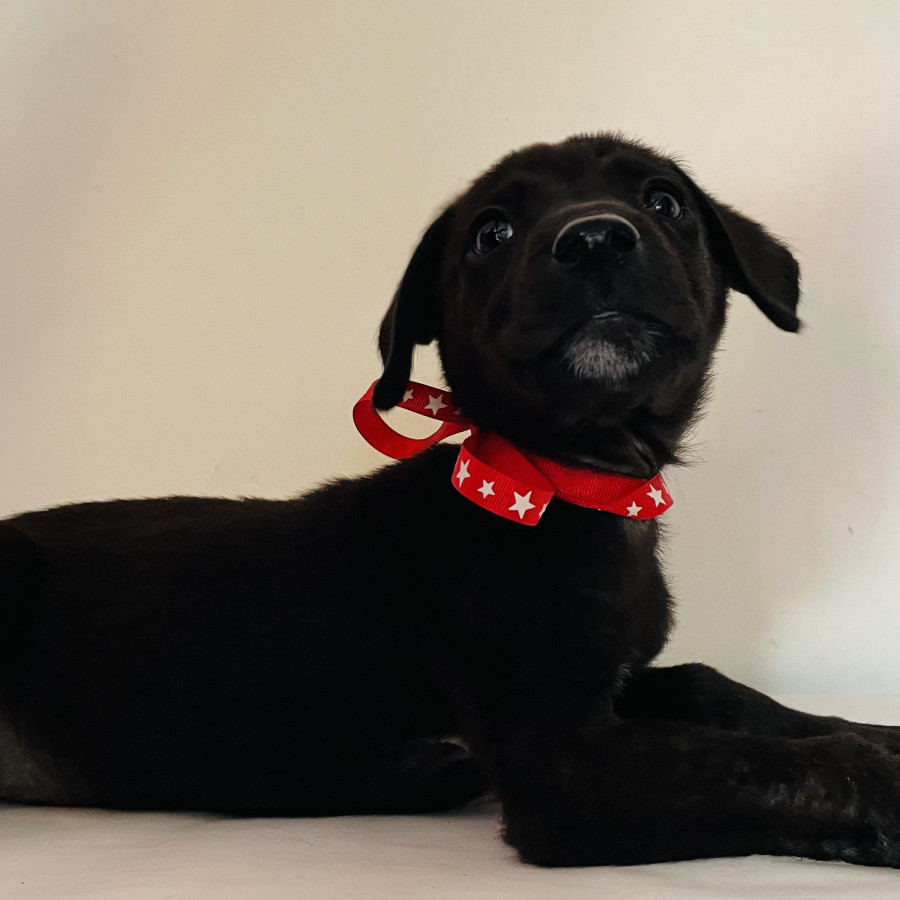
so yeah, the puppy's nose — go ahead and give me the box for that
[552,215,640,268]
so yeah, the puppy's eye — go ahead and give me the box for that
[645,189,683,219]
[473,217,514,255]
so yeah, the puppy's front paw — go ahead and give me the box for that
[799,735,900,868]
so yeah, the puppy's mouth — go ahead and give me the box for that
[584,308,670,336]
[557,309,673,388]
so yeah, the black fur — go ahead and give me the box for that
[3,135,900,867]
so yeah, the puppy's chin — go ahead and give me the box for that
[562,313,667,389]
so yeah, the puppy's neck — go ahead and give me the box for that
[455,414,683,480]
[440,366,706,479]
[549,426,671,480]
[539,371,709,478]
[501,401,693,479]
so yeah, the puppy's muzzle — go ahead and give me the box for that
[551,215,641,270]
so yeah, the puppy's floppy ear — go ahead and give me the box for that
[695,190,801,332]
[373,206,455,410]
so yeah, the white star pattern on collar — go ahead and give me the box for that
[509,491,536,520]
[455,459,470,486]
[403,388,415,403]
[425,393,447,415]
[647,484,666,507]
[477,480,495,498]
[626,501,642,517]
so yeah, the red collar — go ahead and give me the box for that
[353,380,672,526]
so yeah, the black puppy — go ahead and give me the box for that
[3,134,900,868]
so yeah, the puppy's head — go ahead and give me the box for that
[374,135,800,471]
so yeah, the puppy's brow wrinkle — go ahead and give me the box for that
[488,179,536,209]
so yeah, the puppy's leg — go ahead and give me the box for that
[616,663,900,751]
[498,721,900,867]
[359,739,488,814]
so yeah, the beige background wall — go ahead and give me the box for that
[2,1,900,693]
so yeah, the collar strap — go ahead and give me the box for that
[353,380,671,526]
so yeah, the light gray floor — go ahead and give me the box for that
[3,696,900,899]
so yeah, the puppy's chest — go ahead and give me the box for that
[540,520,668,655]
[443,506,671,665]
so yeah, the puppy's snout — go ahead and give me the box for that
[552,215,640,269]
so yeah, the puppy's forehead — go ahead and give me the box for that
[462,136,685,214]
